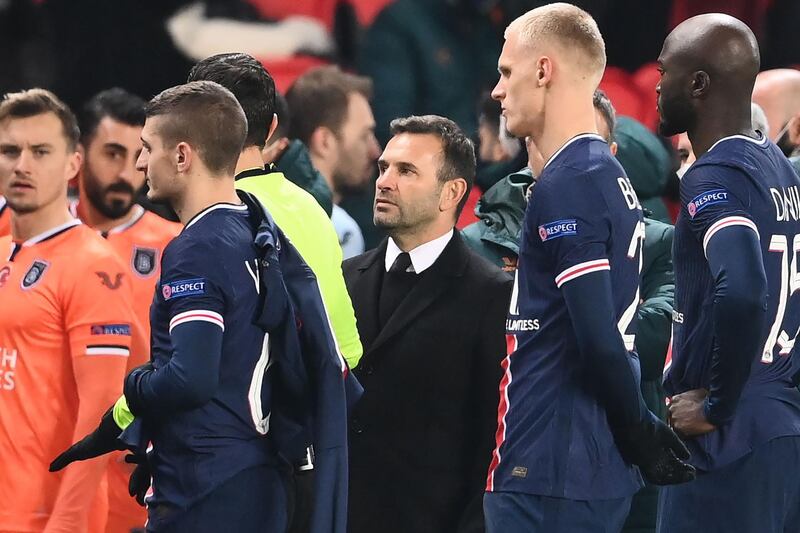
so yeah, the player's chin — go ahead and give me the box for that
[373,212,400,229]
[657,118,684,138]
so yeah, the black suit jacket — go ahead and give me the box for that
[343,232,512,533]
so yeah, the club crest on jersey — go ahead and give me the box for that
[687,189,728,218]
[539,219,577,241]
[132,246,157,277]
[21,260,49,289]
[162,278,206,300]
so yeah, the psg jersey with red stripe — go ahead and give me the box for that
[486,135,644,499]
[666,134,800,471]
[146,203,276,513]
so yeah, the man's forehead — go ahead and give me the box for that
[0,113,64,144]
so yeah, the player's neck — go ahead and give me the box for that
[75,192,135,234]
[234,147,265,176]
[173,177,242,226]
[689,105,755,160]
[536,100,599,167]
[11,198,74,242]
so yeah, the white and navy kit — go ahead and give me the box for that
[133,203,277,527]
[487,134,644,500]
[666,134,800,470]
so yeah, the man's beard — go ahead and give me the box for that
[85,173,137,220]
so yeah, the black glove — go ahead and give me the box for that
[614,411,697,485]
[49,406,125,472]
[126,453,152,506]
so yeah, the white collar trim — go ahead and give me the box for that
[385,229,454,274]
[543,133,605,171]
[184,202,248,230]
[707,132,768,153]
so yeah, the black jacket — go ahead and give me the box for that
[342,232,512,533]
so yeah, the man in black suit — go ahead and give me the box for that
[343,115,512,533]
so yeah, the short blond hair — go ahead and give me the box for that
[507,3,606,83]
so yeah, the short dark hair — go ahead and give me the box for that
[187,53,276,149]
[0,88,80,150]
[592,89,617,142]
[389,115,476,217]
[286,65,372,145]
[79,88,145,145]
[145,81,247,175]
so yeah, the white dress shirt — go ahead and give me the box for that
[384,229,454,274]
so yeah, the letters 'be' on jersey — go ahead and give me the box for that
[486,134,644,500]
[0,221,132,532]
[145,203,276,528]
[666,134,800,471]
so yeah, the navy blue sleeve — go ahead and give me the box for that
[680,164,755,251]
[703,227,768,425]
[126,322,224,416]
[530,172,611,284]
[124,239,228,417]
[533,172,646,427]
[561,270,647,428]
[681,164,768,425]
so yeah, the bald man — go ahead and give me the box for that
[484,4,693,532]
[753,68,800,156]
[657,14,800,533]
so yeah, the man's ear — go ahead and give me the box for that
[265,113,278,146]
[788,113,800,148]
[309,126,336,158]
[65,149,83,183]
[691,71,710,98]
[609,141,618,157]
[440,178,468,213]
[175,142,193,173]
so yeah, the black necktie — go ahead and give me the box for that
[379,252,416,327]
[389,252,412,273]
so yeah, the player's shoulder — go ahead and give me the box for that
[60,226,128,287]
[67,224,124,263]
[162,204,252,269]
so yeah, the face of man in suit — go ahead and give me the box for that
[374,132,466,247]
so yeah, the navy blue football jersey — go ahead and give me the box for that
[146,203,276,515]
[486,134,644,499]
[667,134,800,470]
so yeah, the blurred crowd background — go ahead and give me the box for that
[2,0,800,250]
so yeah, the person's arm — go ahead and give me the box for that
[125,320,224,417]
[671,225,767,432]
[533,173,692,484]
[124,241,228,418]
[45,255,132,533]
[668,165,768,433]
[705,225,767,423]
[562,270,647,426]
[457,277,512,533]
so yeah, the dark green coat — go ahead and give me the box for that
[358,0,502,145]
[463,172,674,533]
[273,139,334,217]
